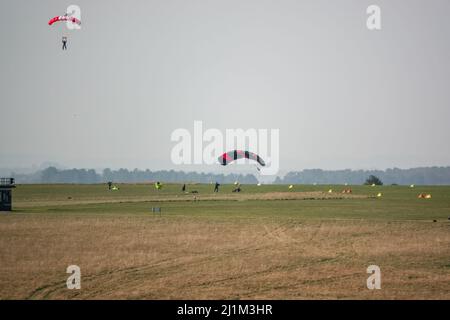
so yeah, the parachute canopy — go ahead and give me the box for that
[218,150,265,166]
[48,15,81,26]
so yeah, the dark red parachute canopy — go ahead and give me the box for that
[218,150,265,166]
[48,16,81,26]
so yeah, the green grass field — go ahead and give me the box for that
[1,184,449,299]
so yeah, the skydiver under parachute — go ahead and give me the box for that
[48,13,81,50]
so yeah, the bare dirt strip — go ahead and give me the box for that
[15,191,368,207]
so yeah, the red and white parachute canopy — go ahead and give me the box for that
[48,15,81,26]
[218,150,266,166]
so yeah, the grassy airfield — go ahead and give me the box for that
[0,184,449,299]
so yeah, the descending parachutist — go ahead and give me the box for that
[48,14,81,50]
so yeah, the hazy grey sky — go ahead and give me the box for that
[1,0,449,174]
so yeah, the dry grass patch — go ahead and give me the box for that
[0,214,448,299]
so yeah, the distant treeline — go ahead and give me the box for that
[274,167,450,185]
[8,166,450,185]
[12,167,258,184]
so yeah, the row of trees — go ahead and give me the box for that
[274,167,450,185]
[13,167,258,184]
[10,166,450,185]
